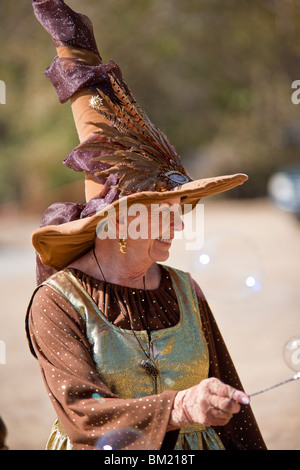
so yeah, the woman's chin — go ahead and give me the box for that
[151,239,173,261]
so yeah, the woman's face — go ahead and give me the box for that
[121,197,184,263]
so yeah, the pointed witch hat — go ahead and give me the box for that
[32,0,247,280]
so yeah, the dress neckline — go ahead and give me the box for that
[61,265,184,337]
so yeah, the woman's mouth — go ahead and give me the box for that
[156,237,172,244]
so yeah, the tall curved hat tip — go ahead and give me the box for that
[31,0,248,276]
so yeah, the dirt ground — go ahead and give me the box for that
[0,198,299,450]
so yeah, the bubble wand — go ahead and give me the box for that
[249,372,300,397]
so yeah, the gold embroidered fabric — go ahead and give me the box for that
[43,266,224,450]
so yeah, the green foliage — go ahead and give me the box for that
[1,0,300,205]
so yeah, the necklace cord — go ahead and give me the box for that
[92,247,155,367]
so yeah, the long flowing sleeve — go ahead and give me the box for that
[26,285,177,450]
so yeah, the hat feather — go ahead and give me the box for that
[73,72,191,195]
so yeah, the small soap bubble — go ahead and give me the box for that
[103,444,113,450]
[199,254,210,265]
[164,377,175,388]
[92,393,106,403]
[95,427,143,450]
[283,336,300,372]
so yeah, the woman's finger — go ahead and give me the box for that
[209,394,241,415]
[230,389,250,405]
[207,408,233,427]
[207,378,250,406]
[211,407,233,420]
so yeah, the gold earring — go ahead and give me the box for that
[119,238,127,254]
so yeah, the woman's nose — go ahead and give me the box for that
[168,206,184,233]
[173,210,184,232]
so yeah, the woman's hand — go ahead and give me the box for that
[169,377,250,429]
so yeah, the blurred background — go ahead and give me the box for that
[0,0,299,450]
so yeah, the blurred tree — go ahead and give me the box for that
[0,0,300,206]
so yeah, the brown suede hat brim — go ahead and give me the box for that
[32,173,248,271]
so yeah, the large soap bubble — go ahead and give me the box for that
[189,229,264,302]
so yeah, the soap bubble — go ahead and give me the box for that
[189,229,264,302]
[95,427,143,450]
[283,336,300,372]
[91,393,106,403]
[164,377,176,388]
[199,254,210,265]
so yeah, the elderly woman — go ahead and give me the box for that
[26,0,266,451]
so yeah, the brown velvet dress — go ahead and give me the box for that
[26,264,266,451]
